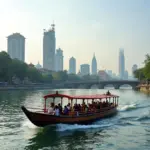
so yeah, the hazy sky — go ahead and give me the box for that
[0,0,150,75]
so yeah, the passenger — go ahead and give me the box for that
[73,103,78,111]
[48,103,54,115]
[106,90,111,95]
[106,100,109,107]
[78,104,81,111]
[67,103,71,111]
[63,106,69,115]
[54,106,60,116]
[58,103,62,114]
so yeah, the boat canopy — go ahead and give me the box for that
[43,91,119,100]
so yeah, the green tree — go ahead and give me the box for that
[52,70,68,81]
[0,51,12,82]
[144,54,150,65]
[144,61,150,79]
[27,66,43,82]
[11,59,28,80]
[134,68,145,80]
[68,74,81,81]
[42,74,53,83]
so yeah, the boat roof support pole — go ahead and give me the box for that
[71,99,73,111]
[61,97,63,107]
[44,98,46,112]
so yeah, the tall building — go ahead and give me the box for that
[91,53,97,75]
[132,64,138,76]
[7,33,25,62]
[55,48,63,71]
[119,48,125,79]
[69,57,76,74]
[43,24,56,70]
[80,64,90,76]
[124,70,128,79]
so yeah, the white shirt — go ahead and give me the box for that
[67,106,71,110]
[48,107,54,114]
[55,108,60,116]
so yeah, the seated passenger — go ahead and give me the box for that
[63,106,69,115]
[58,103,62,114]
[78,104,81,111]
[48,103,54,114]
[54,106,60,116]
[73,104,78,111]
[67,103,71,111]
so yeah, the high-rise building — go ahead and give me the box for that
[119,48,125,79]
[43,24,56,70]
[132,64,138,76]
[124,70,128,79]
[7,33,25,62]
[69,57,76,74]
[80,64,90,76]
[55,48,63,71]
[91,53,97,75]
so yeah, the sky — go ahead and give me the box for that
[0,0,150,75]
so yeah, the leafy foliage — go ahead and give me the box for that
[0,51,53,84]
[134,54,150,80]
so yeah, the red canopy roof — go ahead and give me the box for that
[44,91,119,100]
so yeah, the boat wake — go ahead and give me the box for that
[22,120,38,129]
[118,103,137,112]
[56,123,112,132]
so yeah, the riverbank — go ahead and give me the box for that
[136,84,150,93]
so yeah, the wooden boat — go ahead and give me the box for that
[21,91,119,127]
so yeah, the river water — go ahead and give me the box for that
[0,89,150,150]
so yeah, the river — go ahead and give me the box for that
[0,89,150,150]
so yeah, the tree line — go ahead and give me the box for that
[134,54,150,81]
[0,51,102,84]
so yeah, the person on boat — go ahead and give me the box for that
[63,106,69,115]
[77,104,81,111]
[67,103,71,111]
[106,90,111,95]
[54,106,60,116]
[58,103,62,114]
[82,101,86,110]
[48,103,54,114]
[73,103,78,111]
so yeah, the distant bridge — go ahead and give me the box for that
[64,80,140,89]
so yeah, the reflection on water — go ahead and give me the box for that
[0,89,150,150]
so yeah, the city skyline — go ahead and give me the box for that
[0,0,148,74]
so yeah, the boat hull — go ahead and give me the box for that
[21,106,118,127]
